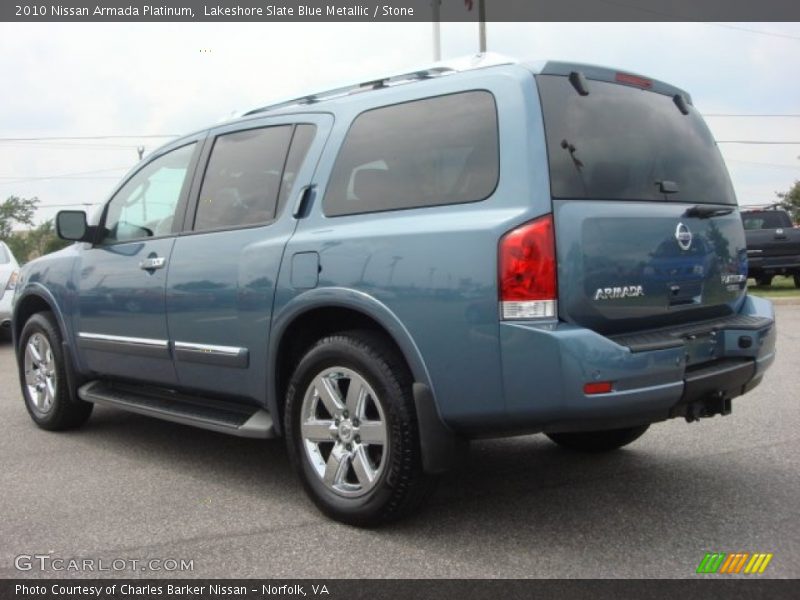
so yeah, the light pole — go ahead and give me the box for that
[478,0,486,52]
[432,0,441,61]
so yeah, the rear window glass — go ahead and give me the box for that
[324,91,499,216]
[537,75,736,205]
[742,212,789,230]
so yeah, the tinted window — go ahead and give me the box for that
[277,124,316,215]
[742,211,790,230]
[195,126,293,231]
[537,75,736,205]
[103,143,196,244]
[324,91,498,216]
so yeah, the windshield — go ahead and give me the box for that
[0,244,10,264]
[537,75,736,205]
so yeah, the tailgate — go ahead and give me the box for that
[536,68,745,336]
[745,229,800,258]
[554,200,747,335]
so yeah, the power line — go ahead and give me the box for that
[717,141,800,145]
[0,166,131,185]
[0,141,142,150]
[707,23,800,41]
[0,134,179,142]
[0,166,130,179]
[35,202,102,208]
[705,114,800,118]
[725,159,800,170]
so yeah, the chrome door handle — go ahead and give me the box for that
[139,256,166,270]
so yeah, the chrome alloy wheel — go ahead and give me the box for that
[24,333,57,414]
[300,367,388,498]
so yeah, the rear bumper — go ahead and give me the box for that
[747,254,800,273]
[493,294,775,435]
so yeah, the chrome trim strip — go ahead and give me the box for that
[173,341,249,369]
[173,341,243,356]
[78,332,168,347]
[77,332,170,359]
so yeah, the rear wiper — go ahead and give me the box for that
[561,139,584,169]
[684,205,734,219]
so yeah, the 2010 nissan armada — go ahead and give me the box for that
[13,55,776,525]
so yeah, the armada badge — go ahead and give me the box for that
[594,285,645,300]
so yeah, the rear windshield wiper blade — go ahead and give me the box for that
[561,139,584,169]
[684,205,734,219]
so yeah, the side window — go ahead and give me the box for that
[102,143,196,244]
[194,125,293,231]
[276,124,317,215]
[323,91,499,217]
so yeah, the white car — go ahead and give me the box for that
[0,241,19,339]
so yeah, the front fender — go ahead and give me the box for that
[13,283,71,351]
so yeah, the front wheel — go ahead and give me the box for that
[284,331,436,526]
[18,312,93,430]
[546,424,650,453]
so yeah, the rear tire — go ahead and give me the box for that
[284,330,436,526]
[18,312,93,431]
[546,425,649,453]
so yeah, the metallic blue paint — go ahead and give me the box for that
[13,61,777,440]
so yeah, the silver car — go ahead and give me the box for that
[0,241,19,338]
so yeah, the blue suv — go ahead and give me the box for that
[12,55,776,525]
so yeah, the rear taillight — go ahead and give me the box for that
[499,214,557,320]
[5,271,18,291]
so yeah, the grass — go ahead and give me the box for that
[747,275,800,299]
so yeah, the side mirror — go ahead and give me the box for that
[56,210,93,242]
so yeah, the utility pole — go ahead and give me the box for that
[432,0,441,61]
[478,0,486,52]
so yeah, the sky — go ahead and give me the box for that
[1,21,798,226]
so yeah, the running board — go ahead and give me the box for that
[78,381,275,439]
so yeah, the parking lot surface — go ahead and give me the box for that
[1,306,798,579]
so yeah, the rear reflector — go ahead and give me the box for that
[499,214,557,320]
[584,381,613,395]
[615,72,652,89]
[501,300,556,320]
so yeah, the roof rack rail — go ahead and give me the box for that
[243,52,515,117]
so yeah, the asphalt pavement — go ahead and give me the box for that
[1,306,798,579]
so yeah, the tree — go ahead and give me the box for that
[1,197,69,263]
[5,220,69,263]
[0,195,38,240]
[776,180,800,223]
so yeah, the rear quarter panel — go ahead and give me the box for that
[277,65,552,429]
